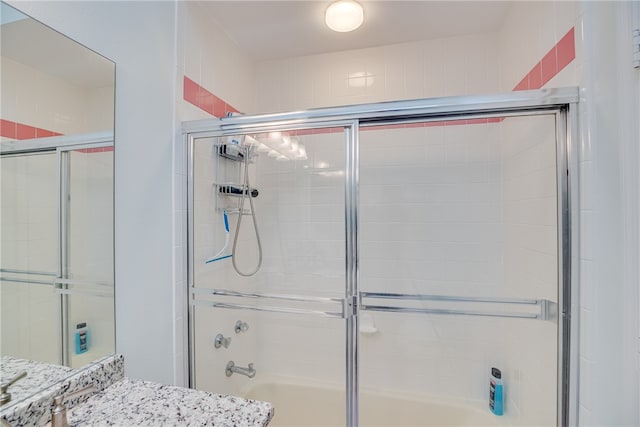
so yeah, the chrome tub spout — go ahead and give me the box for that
[225,361,256,378]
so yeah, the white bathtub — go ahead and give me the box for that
[244,380,507,427]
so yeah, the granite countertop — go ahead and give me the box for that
[67,378,274,426]
[0,356,74,407]
[2,354,124,427]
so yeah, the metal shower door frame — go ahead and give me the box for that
[184,87,579,427]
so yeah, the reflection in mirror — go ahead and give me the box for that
[0,1,115,409]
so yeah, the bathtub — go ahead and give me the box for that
[243,379,507,427]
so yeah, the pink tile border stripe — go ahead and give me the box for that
[183,76,238,118]
[0,118,112,153]
[0,118,63,140]
[513,27,575,91]
[184,26,575,131]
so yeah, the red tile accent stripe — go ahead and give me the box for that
[0,118,62,140]
[183,76,239,118]
[513,27,575,91]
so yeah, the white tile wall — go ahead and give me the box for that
[253,33,500,113]
[0,57,114,136]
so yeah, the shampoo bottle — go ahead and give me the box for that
[489,367,504,416]
[75,322,88,354]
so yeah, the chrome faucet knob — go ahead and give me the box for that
[234,320,249,334]
[0,371,27,406]
[214,334,231,349]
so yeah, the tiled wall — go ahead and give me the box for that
[175,1,255,386]
[0,56,114,140]
[253,33,500,113]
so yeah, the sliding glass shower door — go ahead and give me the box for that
[1,151,59,364]
[186,88,578,427]
[358,114,562,426]
[189,125,356,425]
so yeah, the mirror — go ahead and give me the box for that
[0,1,115,409]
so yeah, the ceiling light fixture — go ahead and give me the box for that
[325,0,364,33]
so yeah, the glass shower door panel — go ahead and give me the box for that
[191,127,349,425]
[191,128,346,298]
[65,148,114,368]
[193,307,346,426]
[358,115,559,426]
[1,152,59,363]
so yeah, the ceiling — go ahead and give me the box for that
[200,1,514,62]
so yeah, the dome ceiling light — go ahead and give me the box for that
[325,0,364,33]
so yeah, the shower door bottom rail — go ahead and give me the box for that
[360,292,554,320]
[191,287,347,318]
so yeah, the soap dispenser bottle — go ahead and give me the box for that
[489,367,504,416]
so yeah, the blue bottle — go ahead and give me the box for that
[75,322,89,354]
[489,367,504,415]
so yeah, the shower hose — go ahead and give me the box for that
[231,146,263,276]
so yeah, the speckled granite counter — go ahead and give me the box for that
[0,356,74,407]
[67,378,274,426]
[1,354,124,427]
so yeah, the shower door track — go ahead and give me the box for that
[184,87,580,427]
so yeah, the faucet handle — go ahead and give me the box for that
[0,371,27,406]
[234,320,249,334]
[214,334,231,349]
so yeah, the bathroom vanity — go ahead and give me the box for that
[0,355,273,427]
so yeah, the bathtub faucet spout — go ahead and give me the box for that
[225,361,256,378]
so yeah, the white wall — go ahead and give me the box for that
[7,0,179,384]
[577,2,639,424]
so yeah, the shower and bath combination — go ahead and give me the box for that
[187,89,579,426]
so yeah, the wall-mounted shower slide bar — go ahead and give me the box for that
[191,287,346,318]
[360,292,553,320]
